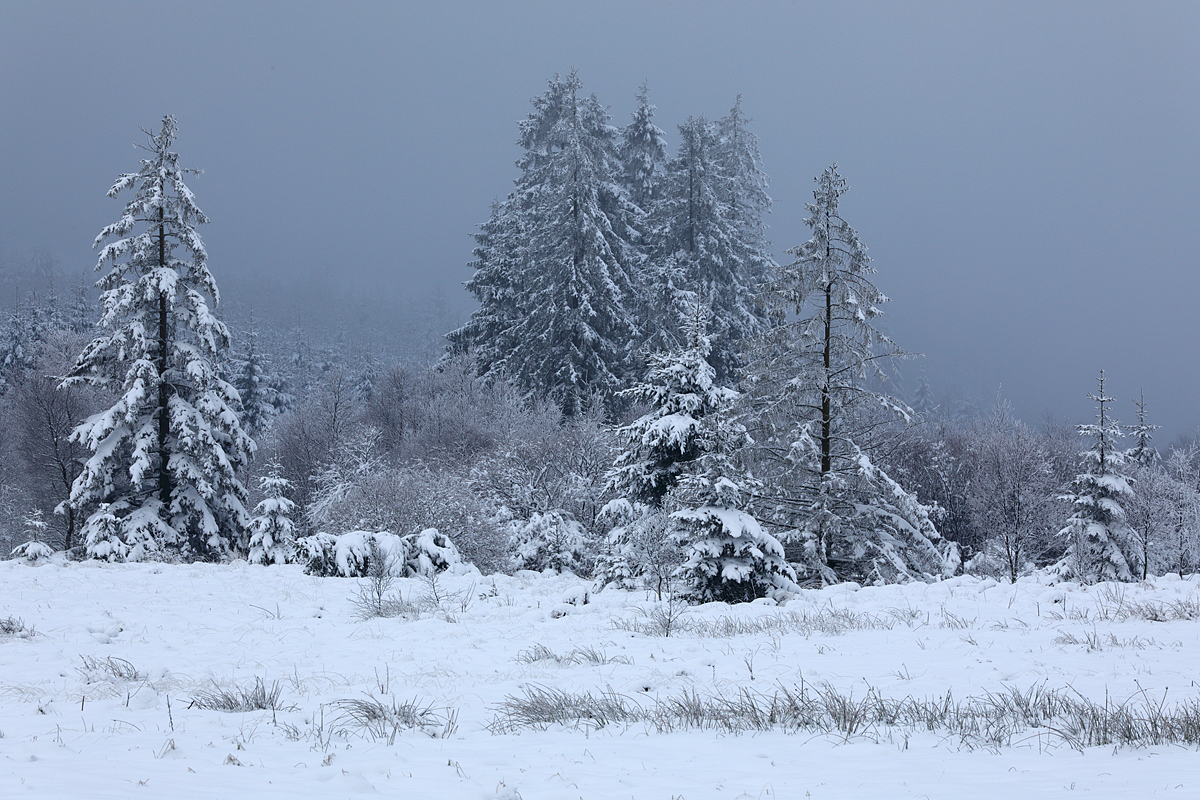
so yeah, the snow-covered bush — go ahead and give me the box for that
[10,540,53,564]
[298,529,468,578]
[401,528,467,576]
[512,510,592,574]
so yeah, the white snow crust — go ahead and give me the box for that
[3,561,1200,797]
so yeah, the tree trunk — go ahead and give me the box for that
[157,210,171,510]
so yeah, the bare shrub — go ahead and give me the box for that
[351,540,412,619]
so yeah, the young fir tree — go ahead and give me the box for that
[65,115,254,561]
[1057,370,1136,582]
[10,508,54,563]
[448,72,641,416]
[1125,390,1160,468]
[653,116,769,382]
[608,308,793,602]
[744,165,957,585]
[247,462,296,565]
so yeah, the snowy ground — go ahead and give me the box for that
[3,561,1200,798]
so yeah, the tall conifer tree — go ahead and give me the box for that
[449,72,640,416]
[65,116,253,560]
[745,165,956,584]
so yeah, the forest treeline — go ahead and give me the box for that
[1,75,1197,598]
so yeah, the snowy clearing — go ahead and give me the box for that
[3,562,1200,798]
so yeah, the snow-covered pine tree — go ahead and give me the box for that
[233,312,290,437]
[248,462,296,565]
[609,306,726,508]
[0,301,43,395]
[715,96,772,269]
[608,308,793,602]
[1125,390,1160,468]
[620,81,668,214]
[653,116,769,382]
[912,370,936,418]
[449,72,641,416]
[744,165,957,585]
[1057,370,1136,582]
[10,508,54,563]
[64,115,254,561]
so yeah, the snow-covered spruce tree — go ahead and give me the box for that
[620,81,668,214]
[1125,390,1160,468]
[609,309,793,602]
[715,96,772,266]
[449,72,641,416]
[247,461,295,565]
[0,301,44,396]
[233,312,290,437]
[651,115,770,382]
[1056,370,1135,582]
[911,370,936,418]
[608,306,724,508]
[10,508,54,563]
[743,165,957,585]
[64,115,254,561]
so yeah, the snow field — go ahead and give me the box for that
[3,561,1200,798]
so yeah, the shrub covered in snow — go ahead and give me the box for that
[10,540,53,564]
[511,510,592,575]
[298,528,470,578]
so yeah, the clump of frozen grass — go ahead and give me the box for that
[1084,584,1200,623]
[486,684,634,734]
[1120,597,1200,622]
[331,696,458,742]
[1054,629,1158,650]
[190,677,292,712]
[938,607,976,629]
[515,643,631,666]
[613,605,893,638]
[0,616,33,638]
[78,654,142,683]
[488,681,1200,749]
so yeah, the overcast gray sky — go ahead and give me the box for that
[2,1,1197,438]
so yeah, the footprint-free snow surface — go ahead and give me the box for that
[3,560,1200,798]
